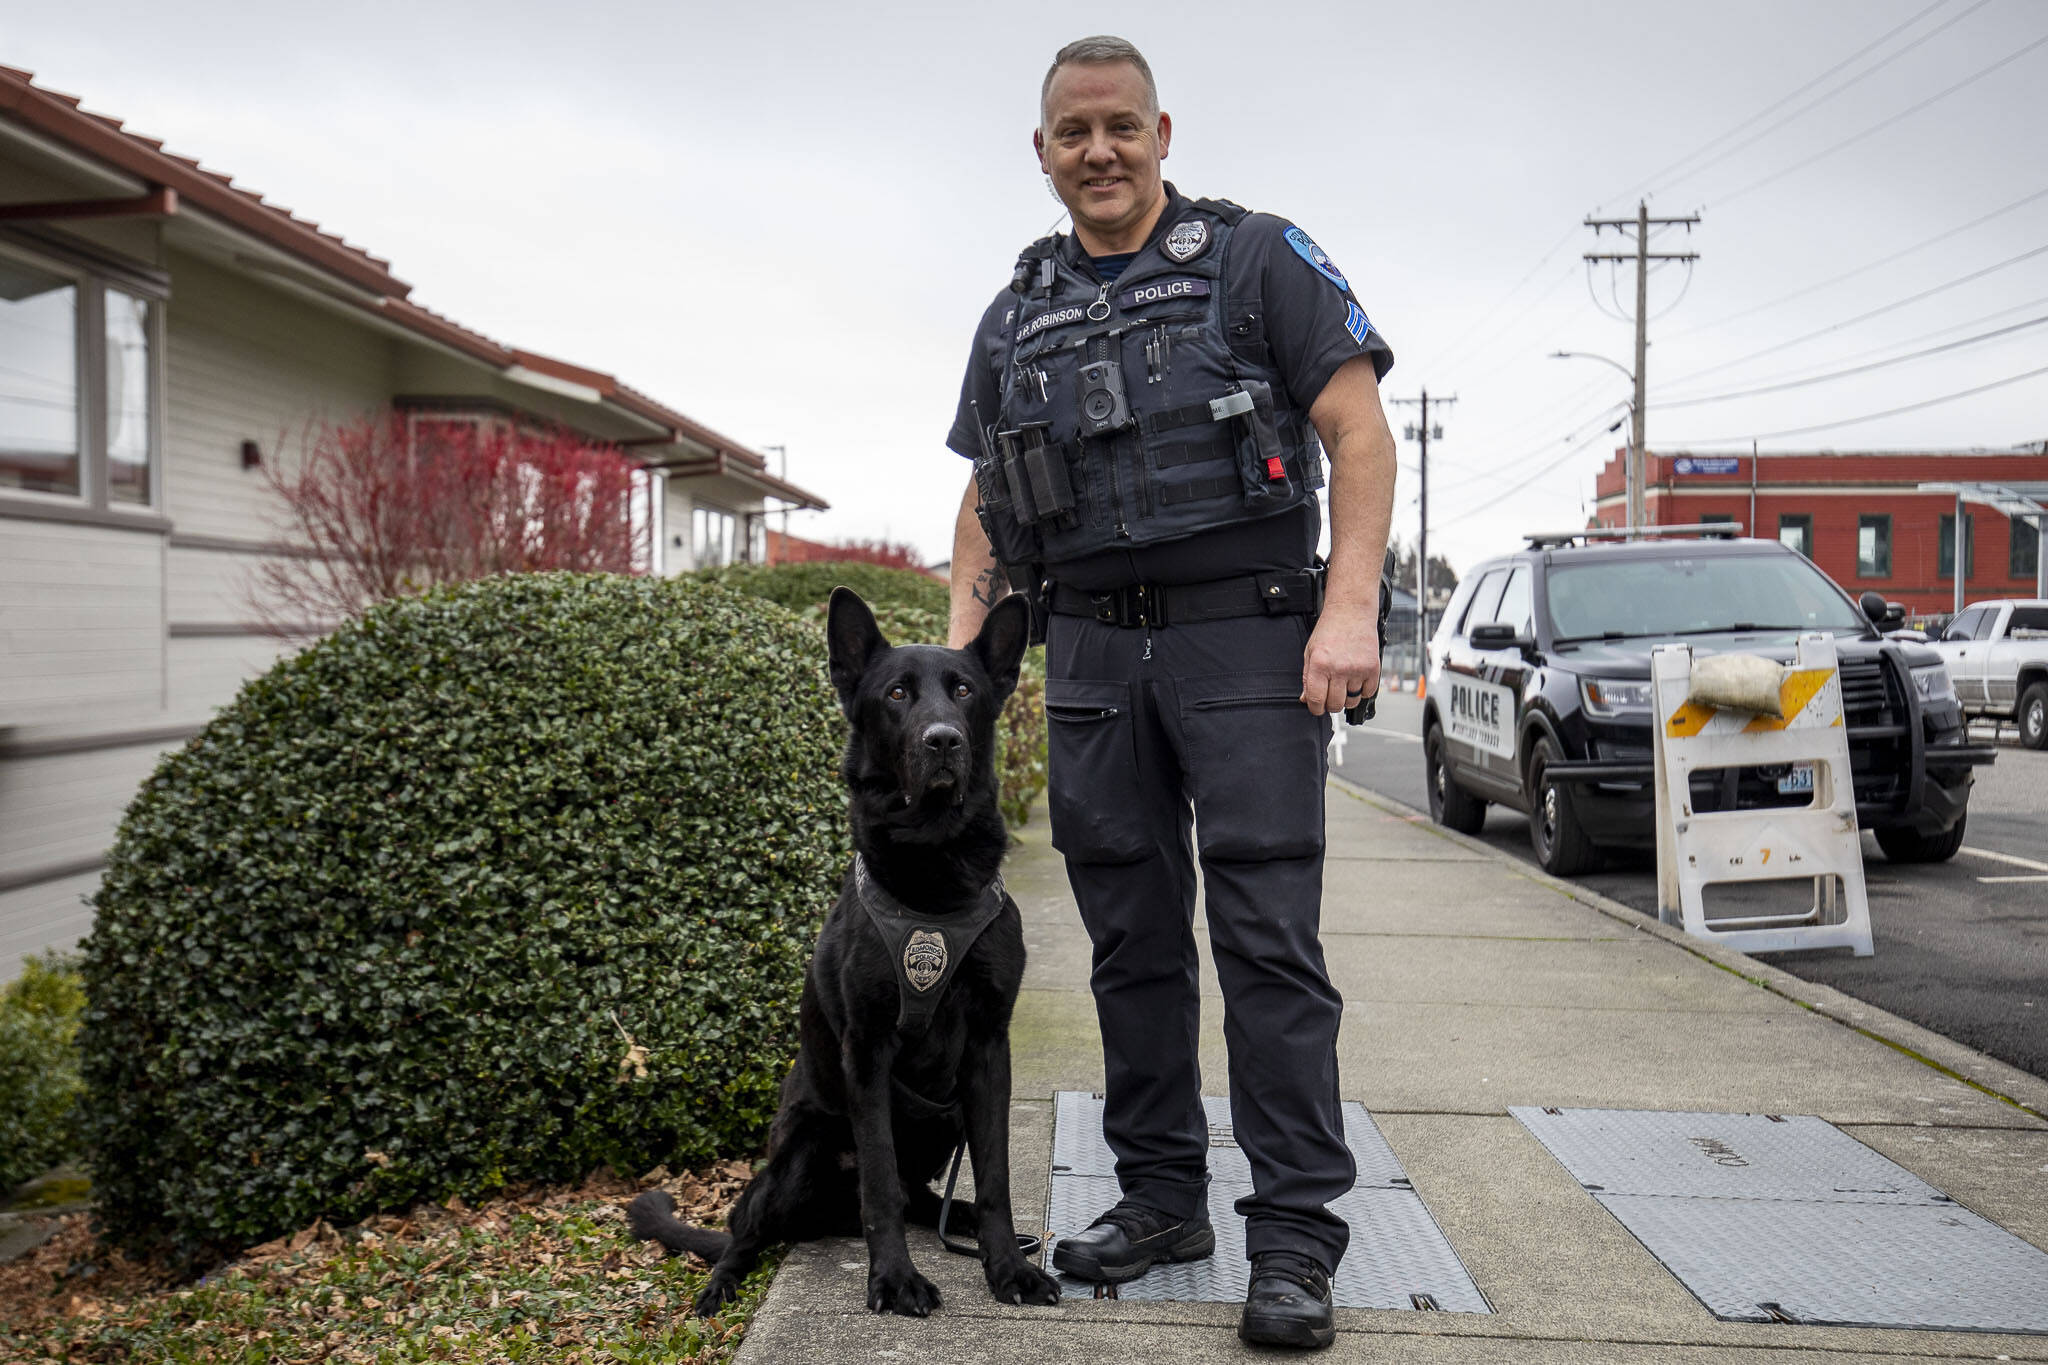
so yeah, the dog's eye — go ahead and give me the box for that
[887,685,908,702]
[954,683,971,699]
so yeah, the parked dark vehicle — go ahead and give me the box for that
[1421,535,1997,875]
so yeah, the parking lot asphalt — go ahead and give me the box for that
[1333,690,2048,1083]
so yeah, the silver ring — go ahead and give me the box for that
[1086,300,1112,321]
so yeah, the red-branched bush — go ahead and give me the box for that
[768,531,926,571]
[250,413,647,629]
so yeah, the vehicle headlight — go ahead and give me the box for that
[1581,677,1655,716]
[1911,663,1956,705]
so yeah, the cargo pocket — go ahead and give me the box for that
[1044,678,1150,864]
[1178,670,1327,861]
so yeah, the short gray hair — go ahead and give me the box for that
[1041,36,1159,127]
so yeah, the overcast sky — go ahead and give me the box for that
[12,0,2047,573]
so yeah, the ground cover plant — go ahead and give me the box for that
[0,951,86,1193]
[80,573,848,1264]
[0,1163,769,1364]
[696,563,1048,826]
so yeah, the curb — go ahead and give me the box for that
[1329,772,2048,1125]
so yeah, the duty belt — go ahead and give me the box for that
[1047,568,1323,629]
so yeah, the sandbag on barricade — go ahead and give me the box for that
[1684,653,1788,718]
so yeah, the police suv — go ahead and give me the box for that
[1421,533,1996,875]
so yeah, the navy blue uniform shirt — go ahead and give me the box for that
[948,188,1392,589]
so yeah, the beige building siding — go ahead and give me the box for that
[0,519,165,727]
[167,633,297,714]
[0,740,169,881]
[0,869,102,981]
[161,250,395,543]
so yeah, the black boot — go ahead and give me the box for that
[1050,1202,1214,1284]
[1239,1250,1335,1349]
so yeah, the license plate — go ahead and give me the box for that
[1776,764,1815,795]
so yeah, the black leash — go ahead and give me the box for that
[937,1139,1043,1259]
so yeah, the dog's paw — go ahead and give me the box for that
[692,1273,741,1318]
[866,1266,942,1317]
[986,1256,1062,1307]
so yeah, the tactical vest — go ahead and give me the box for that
[972,198,1323,572]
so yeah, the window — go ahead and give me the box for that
[1857,515,1891,578]
[1939,513,1975,579]
[1459,569,1507,636]
[692,505,737,568]
[1777,513,1813,558]
[104,289,153,505]
[0,256,79,496]
[2009,606,2048,635]
[0,244,160,512]
[2012,518,2040,581]
[1493,565,1534,638]
[1940,608,1984,643]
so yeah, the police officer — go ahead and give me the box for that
[944,36,1396,1351]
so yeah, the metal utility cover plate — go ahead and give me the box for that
[1510,1106,1948,1203]
[1512,1107,2048,1334]
[1047,1092,1488,1312]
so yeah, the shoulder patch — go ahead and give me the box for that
[1284,226,1349,293]
[1163,219,1210,263]
[1344,300,1372,346]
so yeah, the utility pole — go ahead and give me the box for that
[1389,390,1455,647]
[1584,201,1698,535]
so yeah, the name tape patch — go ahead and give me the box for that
[1119,278,1210,311]
[1016,305,1086,342]
[1284,226,1349,292]
[1344,300,1372,346]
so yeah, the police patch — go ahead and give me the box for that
[1016,304,1086,342]
[904,928,947,993]
[1119,278,1210,311]
[1163,219,1209,263]
[1284,226,1349,292]
[1344,300,1372,346]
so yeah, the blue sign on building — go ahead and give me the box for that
[1675,457,1742,476]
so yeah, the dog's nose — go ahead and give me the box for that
[922,724,965,756]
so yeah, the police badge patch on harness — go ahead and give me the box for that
[1163,219,1209,262]
[904,929,947,992]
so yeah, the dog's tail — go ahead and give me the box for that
[626,1189,733,1262]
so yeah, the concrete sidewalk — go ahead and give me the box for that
[738,779,2048,1363]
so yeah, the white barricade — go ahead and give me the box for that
[1651,633,1874,956]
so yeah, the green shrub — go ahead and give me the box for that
[692,562,946,619]
[0,951,86,1193]
[79,573,848,1262]
[701,565,1049,826]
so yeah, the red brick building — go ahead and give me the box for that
[1590,448,2048,616]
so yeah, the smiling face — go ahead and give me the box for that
[1035,59,1171,256]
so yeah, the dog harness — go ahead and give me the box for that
[853,856,1007,1036]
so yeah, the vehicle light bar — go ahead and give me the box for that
[1524,523,1746,549]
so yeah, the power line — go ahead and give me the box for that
[1710,288,2048,388]
[1431,400,1630,494]
[1715,28,2048,207]
[1435,259,1581,384]
[1657,241,2048,389]
[1656,0,1993,199]
[1603,0,1954,206]
[1443,422,1623,518]
[1665,361,2048,445]
[1412,225,1580,377]
[1658,314,2048,408]
[1668,184,2048,340]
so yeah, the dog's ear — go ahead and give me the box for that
[970,595,1030,701]
[827,587,889,710]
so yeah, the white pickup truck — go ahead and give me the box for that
[1930,599,2048,749]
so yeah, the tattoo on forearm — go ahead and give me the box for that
[970,564,1005,608]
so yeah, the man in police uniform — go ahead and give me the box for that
[944,36,1396,1350]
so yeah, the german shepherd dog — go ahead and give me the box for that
[627,588,1062,1317]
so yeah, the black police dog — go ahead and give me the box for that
[627,588,1061,1317]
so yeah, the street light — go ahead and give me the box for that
[1552,350,1641,536]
